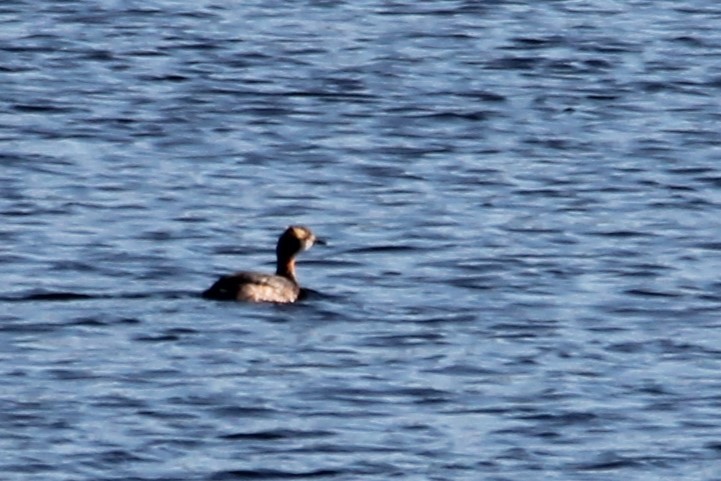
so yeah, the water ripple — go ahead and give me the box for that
[3,1,721,480]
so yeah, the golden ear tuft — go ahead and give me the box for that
[289,225,311,239]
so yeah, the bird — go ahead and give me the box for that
[202,225,324,303]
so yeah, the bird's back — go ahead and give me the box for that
[202,271,300,303]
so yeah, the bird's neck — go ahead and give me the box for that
[276,256,297,282]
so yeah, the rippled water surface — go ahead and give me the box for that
[3,1,721,480]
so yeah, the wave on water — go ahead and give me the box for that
[0,290,196,302]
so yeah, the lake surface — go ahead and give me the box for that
[3,1,721,480]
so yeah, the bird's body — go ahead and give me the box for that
[202,271,301,303]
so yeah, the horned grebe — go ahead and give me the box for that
[202,225,324,303]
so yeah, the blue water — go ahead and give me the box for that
[3,1,721,480]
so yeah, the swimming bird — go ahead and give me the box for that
[202,225,324,303]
